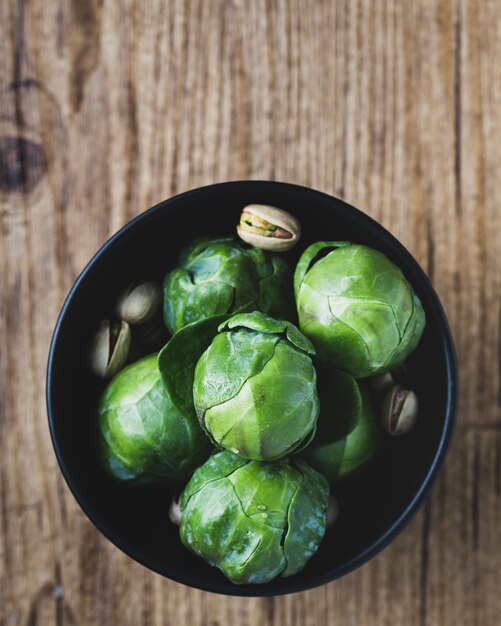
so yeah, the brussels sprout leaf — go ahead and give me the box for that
[293,241,351,300]
[219,311,315,354]
[313,366,363,444]
[158,315,229,418]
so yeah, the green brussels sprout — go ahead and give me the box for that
[246,247,294,317]
[99,354,211,483]
[302,385,382,483]
[294,242,426,378]
[179,450,329,584]
[193,312,320,461]
[314,365,363,441]
[163,238,294,334]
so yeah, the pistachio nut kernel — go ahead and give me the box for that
[381,385,418,435]
[236,204,301,251]
[117,281,162,325]
[90,319,131,379]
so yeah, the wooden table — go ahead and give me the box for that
[1,1,500,624]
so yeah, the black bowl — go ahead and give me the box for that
[47,181,457,596]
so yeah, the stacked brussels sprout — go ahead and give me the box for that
[91,204,425,585]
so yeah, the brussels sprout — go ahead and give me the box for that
[294,242,426,378]
[302,386,382,482]
[163,238,294,334]
[179,450,329,584]
[314,365,363,442]
[99,354,211,483]
[246,247,295,319]
[193,312,320,461]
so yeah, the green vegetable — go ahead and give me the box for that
[99,354,211,483]
[294,242,426,378]
[163,238,294,334]
[158,315,229,419]
[179,450,329,584]
[314,365,363,441]
[302,386,382,482]
[193,312,320,461]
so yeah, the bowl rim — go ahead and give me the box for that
[46,180,458,596]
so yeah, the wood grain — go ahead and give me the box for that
[1,1,500,624]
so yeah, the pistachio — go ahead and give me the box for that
[236,204,301,251]
[368,371,395,395]
[169,494,182,526]
[116,281,161,325]
[89,320,131,379]
[368,364,409,395]
[381,385,418,435]
[327,495,339,528]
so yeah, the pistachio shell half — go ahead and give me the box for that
[89,320,131,379]
[169,494,182,526]
[381,385,418,435]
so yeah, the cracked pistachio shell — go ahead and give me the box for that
[294,242,426,378]
[90,320,131,379]
[179,450,328,584]
[381,385,418,435]
[237,204,301,251]
[163,238,293,334]
[302,388,382,483]
[193,312,319,461]
[98,354,211,483]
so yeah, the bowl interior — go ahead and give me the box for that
[47,181,456,596]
